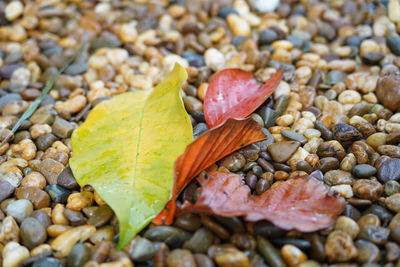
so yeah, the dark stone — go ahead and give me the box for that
[0,180,15,202]
[64,62,89,75]
[67,243,91,267]
[326,70,346,85]
[0,64,20,79]
[387,35,400,56]
[64,209,87,226]
[45,184,71,204]
[20,217,47,249]
[57,167,79,190]
[32,257,62,267]
[36,133,57,151]
[333,123,362,147]
[144,226,192,248]
[88,205,114,227]
[217,7,239,19]
[129,238,155,262]
[193,123,208,139]
[30,210,51,229]
[352,164,377,179]
[182,51,205,68]
[259,29,278,46]
[377,158,400,183]
[362,52,384,65]
[315,157,340,173]
[0,93,22,112]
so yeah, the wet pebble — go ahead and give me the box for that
[6,199,33,223]
[88,205,114,227]
[144,226,191,248]
[185,228,214,253]
[45,184,71,204]
[333,123,362,147]
[377,158,400,182]
[267,141,300,163]
[67,243,92,267]
[167,249,196,267]
[352,164,377,178]
[324,230,357,262]
[129,238,155,262]
[57,167,79,190]
[20,217,47,249]
[32,257,62,267]
[354,239,381,264]
[15,186,50,209]
[324,170,354,186]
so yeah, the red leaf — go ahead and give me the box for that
[204,69,283,128]
[178,172,346,232]
[153,118,267,225]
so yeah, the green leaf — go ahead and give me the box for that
[69,64,193,248]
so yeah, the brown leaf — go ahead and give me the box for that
[178,172,346,232]
[154,118,267,225]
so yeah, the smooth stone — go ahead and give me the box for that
[36,133,57,151]
[377,145,400,158]
[352,164,377,178]
[213,246,250,267]
[259,29,278,45]
[6,199,33,223]
[45,184,71,204]
[20,217,47,249]
[363,205,393,227]
[386,193,400,212]
[182,51,205,68]
[193,123,208,139]
[167,249,196,267]
[67,243,92,267]
[15,186,50,209]
[358,225,390,245]
[57,167,79,190]
[385,180,400,196]
[0,64,20,79]
[64,209,87,226]
[217,7,239,19]
[387,130,400,145]
[324,170,354,186]
[30,210,51,229]
[362,52,384,65]
[315,157,340,173]
[386,242,400,262]
[130,238,155,262]
[281,130,307,145]
[354,239,381,264]
[376,73,400,111]
[174,213,202,232]
[32,257,62,267]
[0,180,15,202]
[52,117,74,138]
[270,238,311,250]
[214,216,245,234]
[30,106,56,125]
[333,123,362,147]
[64,62,89,75]
[387,35,400,56]
[326,70,346,85]
[144,226,191,248]
[353,179,383,201]
[315,120,333,140]
[194,254,215,267]
[220,152,246,171]
[256,236,286,267]
[324,231,357,262]
[378,158,400,182]
[0,93,21,112]
[40,158,64,184]
[254,128,274,151]
[87,205,113,227]
[267,141,300,163]
[91,33,122,50]
[185,228,214,253]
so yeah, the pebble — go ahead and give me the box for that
[0,216,19,243]
[185,228,214,253]
[352,164,377,178]
[315,157,339,173]
[0,180,16,202]
[227,14,250,36]
[385,193,400,212]
[366,133,387,149]
[45,184,71,204]
[5,1,24,21]
[166,249,196,267]
[15,186,50,209]
[267,141,300,163]
[259,29,278,46]
[386,241,400,262]
[385,180,400,196]
[6,199,33,223]
[129,238,155,262]
[51,225,96,258]
[333,123,362,147]
[20,217,47,249]
[281,244,307,267]
[194,254,215,267]
[354,239,381,264]
[376,72,400,111]
[358,225,390,245]
[52,117,74,138]
[213,246,250,267]
[324,230,357,262]
[324,170,354,186]
[387,35,400,56]
[2,241,30,267]
[67,243,92,267]
[220,152,246,171]
[144,226,191,248]
[40,158,64,184]
[30,210,51,229]
[204,48,225,72]
[352,179,383,201]
[256,236,286,267]
[57,167,79,190]
[32,257,62,267]
[377,158,400,182]
[326,70,346,85]
[377,145,400,157]
[281,130,307,144]
[334,216,360,239]
[88,204,114,227]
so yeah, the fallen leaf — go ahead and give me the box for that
[154,118,267,225]
[69,64,193,248]
[179,172,346,232]
[204,69,283,128]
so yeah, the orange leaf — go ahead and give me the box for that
[178,172,346,232]
[154,118,267,225]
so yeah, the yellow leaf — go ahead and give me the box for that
[69,64,193,248]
